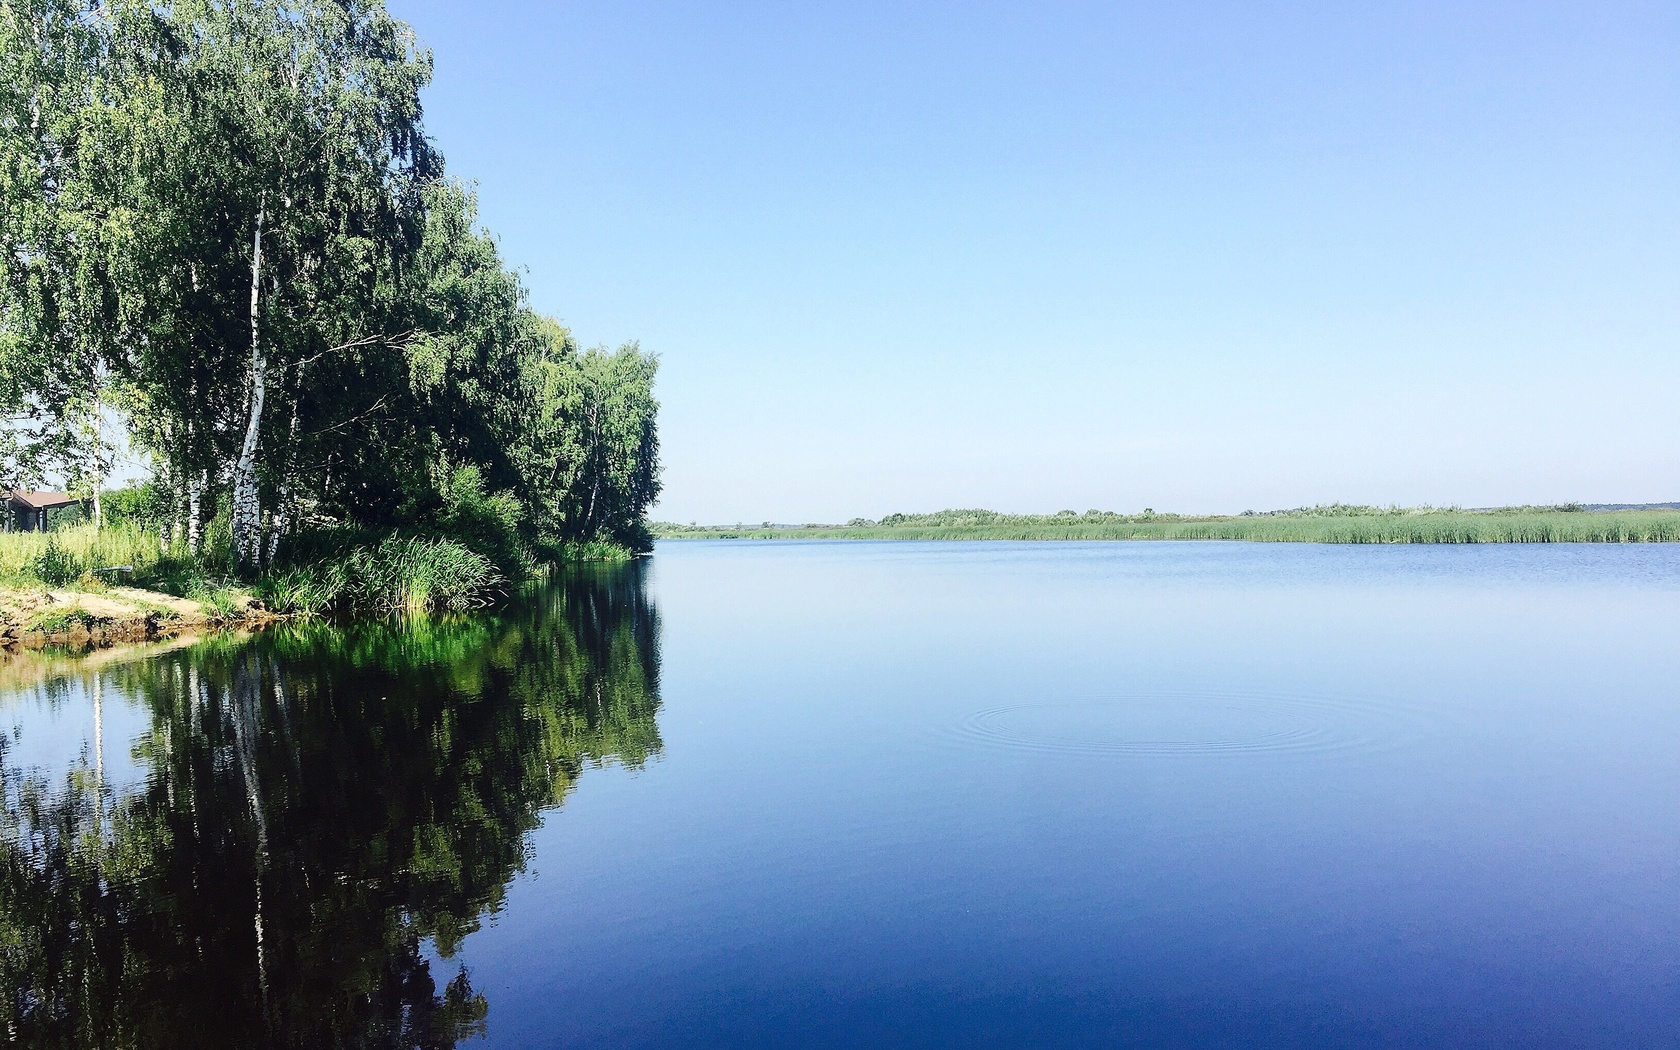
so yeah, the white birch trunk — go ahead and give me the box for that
[230,654,270,1006]
[232,201,268,569]
[581,397,601,536]
[165,462,177,548]
[266,376,304,567]
[90,384,105,529]
[187,470,204,554]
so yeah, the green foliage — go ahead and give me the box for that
[99,481,168,532]
[542,539,639,563]
[656,506,1680,544]
[24,606,99,633]
[259,535,504,614]
[338,536,505,612]
[252,566,337,617]
[186,583,245,622]
[0,0,111,489]
[0,523,173,585]
[198,501,234,574]
[1,0,660,579]
[0,519,511,615]
[26,538,79,585]
[435,462,531,577]
[507,321,662,555]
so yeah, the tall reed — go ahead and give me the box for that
[257,536,505,614]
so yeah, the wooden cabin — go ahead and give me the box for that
[6,491,88,532]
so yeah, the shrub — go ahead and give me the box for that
[101,482,170,533]
[28,540,82,586]
[436,463,532,577]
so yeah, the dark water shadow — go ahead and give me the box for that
[0,562,661,1049]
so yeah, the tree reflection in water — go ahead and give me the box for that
[0,563,661,1049]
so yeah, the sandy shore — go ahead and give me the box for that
[0,584,276,652]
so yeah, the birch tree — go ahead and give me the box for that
[173,0,431,567]
[89,0,432,567]
[3,0,664,563]
[0,0,124,491]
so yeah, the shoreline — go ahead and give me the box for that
[653,508,1680,545]
[0,584,281,655]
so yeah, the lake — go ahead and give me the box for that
[3,540,1678,1048]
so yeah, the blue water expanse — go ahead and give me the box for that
[4,541,1679,1048]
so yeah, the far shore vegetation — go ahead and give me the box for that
[654,504,1680,545]
[0,0,661,628]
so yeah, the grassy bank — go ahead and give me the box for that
[0,520,643,636]
[654,505,1680,544]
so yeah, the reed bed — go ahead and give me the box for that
[259,536,506,615]
[655,507,1680,544]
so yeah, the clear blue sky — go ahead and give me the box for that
[392,0,1678,522]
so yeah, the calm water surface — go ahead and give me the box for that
[3,541,1679,1048]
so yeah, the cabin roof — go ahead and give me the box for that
[8,491,83,510]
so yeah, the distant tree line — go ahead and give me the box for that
[0,0,659,568]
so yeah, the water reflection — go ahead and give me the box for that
[0,563,660,1049]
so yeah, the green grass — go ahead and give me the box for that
[258,535,506,615]
[0,522,181,586]
[0,524,506,617]
[23,607,103,634]
[187,582,249,622]
[653,505,1680,544]
[538,538,640,563]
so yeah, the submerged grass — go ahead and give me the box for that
[654,506,1680,544]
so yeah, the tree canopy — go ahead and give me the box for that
[0,0,660,567]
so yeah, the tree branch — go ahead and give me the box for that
[280,330,415,373]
